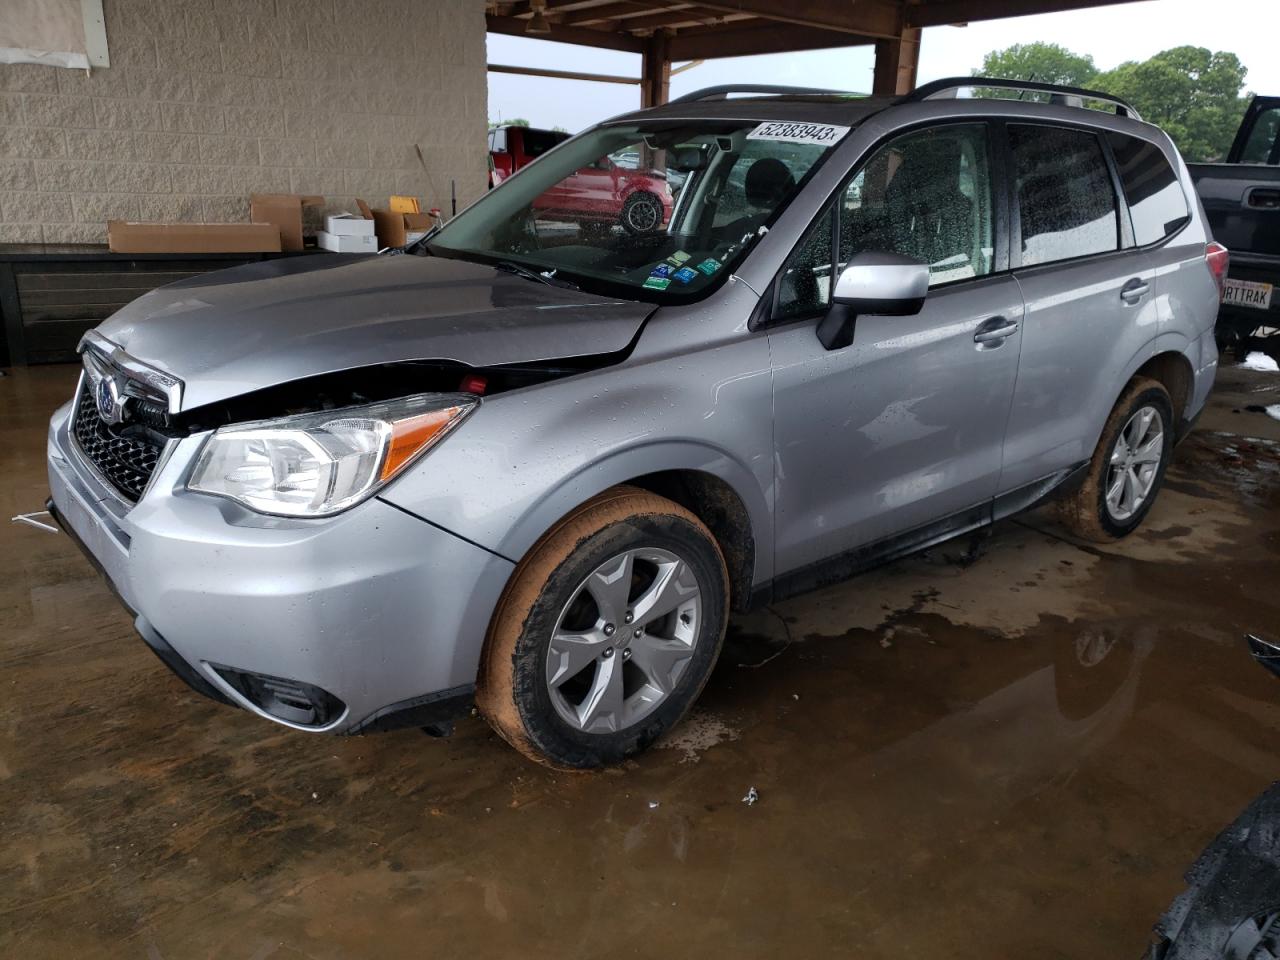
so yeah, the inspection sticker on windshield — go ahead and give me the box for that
[643,276,671,290]
[649,263,673,278]
[747,121,850,146]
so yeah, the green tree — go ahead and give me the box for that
[1093,47,1248,161]
[974,42,1099,88]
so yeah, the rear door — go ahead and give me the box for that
[998,122,1160,494]
[768,121,1025,579]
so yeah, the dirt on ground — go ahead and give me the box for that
[2,354,1279,959]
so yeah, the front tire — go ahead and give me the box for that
[1057,377,1174,542]
[619,192,663,235]
[477,486,729,769]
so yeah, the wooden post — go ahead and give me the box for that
[872,25,921,96]
[641,31,672,108]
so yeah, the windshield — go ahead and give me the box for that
[428,120,847,302]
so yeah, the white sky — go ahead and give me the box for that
[487,0,1280,131]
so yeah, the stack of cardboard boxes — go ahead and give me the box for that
[317,214,377,253]
[106,194,439,255]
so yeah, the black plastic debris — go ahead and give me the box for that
[1247,634,1280,680]
[1147,782,1280,959]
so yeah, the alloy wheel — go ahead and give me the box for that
[1104,404,1165,522]
[546,547,702,733]
[623,196,660,233]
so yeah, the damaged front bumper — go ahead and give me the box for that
[46,400,514,735]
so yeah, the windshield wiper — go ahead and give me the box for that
[494,260,580,291]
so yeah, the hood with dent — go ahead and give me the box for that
[96,253,654,411]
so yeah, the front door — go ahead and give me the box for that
[768,122,1024,580]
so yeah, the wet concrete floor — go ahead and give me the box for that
[2,360,1280,958]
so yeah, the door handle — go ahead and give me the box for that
[1120,278,1150,304]
[1247,187,1280,210]
[973,316,1019,343]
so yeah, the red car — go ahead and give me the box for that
[532,154,674,236]
[488,125,569,187]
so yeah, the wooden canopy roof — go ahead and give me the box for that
[486,0,1145,61]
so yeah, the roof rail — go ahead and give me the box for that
[907,76,1142,120]
[668,84,856,105]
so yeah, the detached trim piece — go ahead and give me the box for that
[347,685,476,735]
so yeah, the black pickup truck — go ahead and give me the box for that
[1189,96,1280,351]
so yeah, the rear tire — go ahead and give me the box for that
[1057,377,1174,542]
[476,486,729,769]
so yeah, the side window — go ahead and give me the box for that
[1010,125,1119,266]
[1107,132,1190,246]
[838,124,994,286]
[776,206,834,319]
[491,128,507,153]
[1239,106,1280,164]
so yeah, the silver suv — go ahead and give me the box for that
[48,79,1225,767]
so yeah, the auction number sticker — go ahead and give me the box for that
[747,121,850,146]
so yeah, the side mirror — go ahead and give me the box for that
[816,252,928,351]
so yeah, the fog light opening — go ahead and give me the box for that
[212,666,344,728]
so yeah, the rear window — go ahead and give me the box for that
[523,129,569,157]
[1010,124,1119,267]
[1107,133,1190,246]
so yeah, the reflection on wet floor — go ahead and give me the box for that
[2,362,1280,958]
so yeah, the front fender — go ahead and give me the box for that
[381,308,776,584]
[492,439,773,583]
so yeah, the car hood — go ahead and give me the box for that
[95,253,654,411]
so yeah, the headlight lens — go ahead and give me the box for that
[188,393,476,517]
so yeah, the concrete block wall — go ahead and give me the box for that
[0,0,488,244]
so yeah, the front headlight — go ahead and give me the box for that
[188,393,476,517]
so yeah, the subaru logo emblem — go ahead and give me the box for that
[95,374,128,426]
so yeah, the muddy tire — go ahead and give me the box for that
[476,486,729,769]
[1057,377,1174,542]
[619,192,663,235]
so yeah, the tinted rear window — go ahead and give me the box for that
[1010,124,1119,267]
[523,129,570,157]
[1107,132,1189,245]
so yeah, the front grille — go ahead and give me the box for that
[72,387,164,502]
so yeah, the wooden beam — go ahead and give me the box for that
[688,0,903,39]
[500,0,621,15]
[908,0,1145,27]
[560,1,681,25]
[488,63,640,84]
[614,9,758,31]
[485,14,646,52]
[668,21,877,59]
[641,31,672,107]
[872,26,920,95]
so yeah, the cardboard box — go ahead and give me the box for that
[372,209,434,248]
[325,213,376,237]
[317,230,378,254]
[250,193,324,252]
[108,220,282,254]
